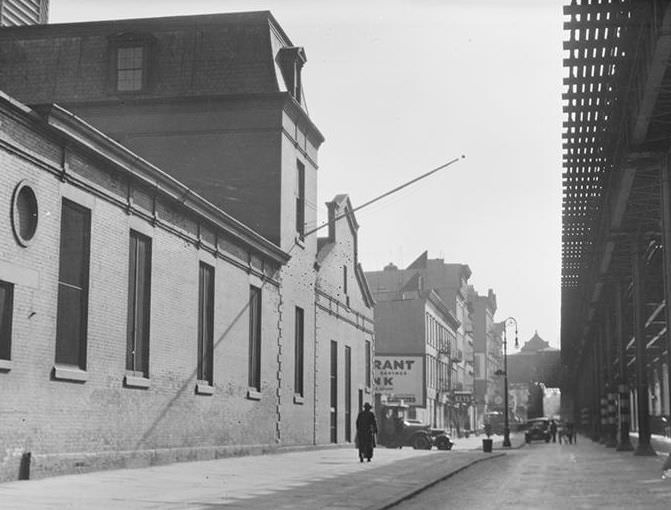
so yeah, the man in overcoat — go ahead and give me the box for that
[356,403,378,462]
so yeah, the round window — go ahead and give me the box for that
[11,181,38,247]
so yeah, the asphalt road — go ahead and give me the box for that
[393,439,671,510]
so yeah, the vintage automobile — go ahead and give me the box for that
[524,417,552,443]
[378,405,453,450]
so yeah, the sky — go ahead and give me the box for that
[51,0,565,350]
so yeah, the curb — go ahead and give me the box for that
[369,452,506,510]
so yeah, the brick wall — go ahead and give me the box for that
[0,99,286,481]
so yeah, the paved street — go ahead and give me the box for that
[395,435,671,510]
[0,443,503,510]
[3,433,669,509]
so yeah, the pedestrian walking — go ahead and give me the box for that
[356,403,378,463]
[550,420,558,443]
[566,422,575,444]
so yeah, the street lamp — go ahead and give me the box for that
[502,317,519,448]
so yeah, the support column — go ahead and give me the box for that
[660,154,671,468]
[632,233,656,456]
[592,332,602,442]
[598,322,608,444]
[615,281,633,451]
[604,295,618,447]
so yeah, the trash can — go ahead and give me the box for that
[482,438,493,453]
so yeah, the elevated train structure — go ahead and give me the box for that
[562,0,671,454]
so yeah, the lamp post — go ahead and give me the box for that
[502,317,519,448]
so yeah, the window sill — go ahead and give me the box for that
[0,359,11,371]
[294,394,304,405]
[247,388,262,400]
[196,382,214,395]
[53,366,88,382]
[124,374,150,389]
[365,386,371,394]
[294,236,305,249]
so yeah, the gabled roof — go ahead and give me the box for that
[317,194,373,308]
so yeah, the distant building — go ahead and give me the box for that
[370,271,459,431]
[468,287,501,423]
[0,0,48,26]
[366,252,478,434]
[508,331,561,419]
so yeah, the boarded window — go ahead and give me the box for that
[55,199,91,369]
[198,262,214,384]
[330,340,338,443]
[365,340,371,387]
[345,345,352,442]
[0,281,14,361]
[127,231,152,376]
[248,285,262,391]
[296,161,305,238]
[294,306,304,396]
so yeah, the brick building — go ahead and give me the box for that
[469,287,502,422]
[0,12,374,481]
[366,253,477,433]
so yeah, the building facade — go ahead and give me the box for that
[0,0,48,26]
[508,331,561,421]
[0,92,289,481]
[370,274,458,431]
[468,287,501,424]
[366,253,478,434]
[315,195,375,444]
[0,11,375,481]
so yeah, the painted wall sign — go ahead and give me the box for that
[374,355,424,405]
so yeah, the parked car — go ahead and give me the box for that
[429,427,454,450]
[524,417,551,443]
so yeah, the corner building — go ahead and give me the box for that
[0,11,374,480]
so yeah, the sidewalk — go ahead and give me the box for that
[0,439,517,510]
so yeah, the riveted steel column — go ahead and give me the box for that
[615,280,633,451]
[592,330,602,442]
[660,154,671,469]
[604,294,618,447]
[632,233,656,456]
[598,322,609,444]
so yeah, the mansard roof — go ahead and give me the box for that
[0,11,297,101]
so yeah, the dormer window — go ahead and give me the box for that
[117,46,145,91]
[108,33,155,94]
[277,47,306,103]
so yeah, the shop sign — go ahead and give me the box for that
[374,355,424,405]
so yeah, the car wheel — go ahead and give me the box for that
[412,434,431,450]
[436,437,451,450]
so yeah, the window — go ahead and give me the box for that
[249,285,262,391]
[126,231,152,377]
[330,340,338,443]
[365,339,371,388]
[11,181,38,247]
[294,306,304,397]
[197,262,214,385]
[277,46,306,103]
[55,200,91,369]
[296,161,305,238]
[0,281,14,361]
[108,33,154,93]
[345,345,352,442]
[116,46,145,91]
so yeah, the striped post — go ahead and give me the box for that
[616,383,633,451]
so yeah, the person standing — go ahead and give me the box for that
[356,403,378,462]
[550,420,558,443]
